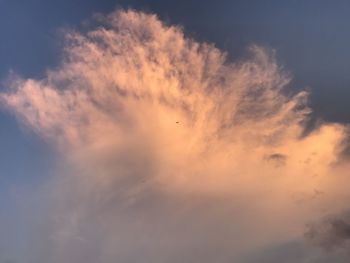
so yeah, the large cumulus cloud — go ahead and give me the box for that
[1,9,350,263]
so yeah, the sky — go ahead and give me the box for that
[1,1,350,262]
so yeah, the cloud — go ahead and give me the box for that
[306,212,350,250]
[1,9,350,263]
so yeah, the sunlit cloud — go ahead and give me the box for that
[1,9,350,263]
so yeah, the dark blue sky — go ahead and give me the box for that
[1,0,350,121]
[1,1,350,261]
[1,0,350,192]
[2,0,350,210]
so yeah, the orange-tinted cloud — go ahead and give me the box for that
[1,9,350,263]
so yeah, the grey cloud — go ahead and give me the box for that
[265,153,288,167]
[306,212,350,250]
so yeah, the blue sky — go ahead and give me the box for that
[3,0,350,187]
[1,1,350,262]
[2,0,350,119]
